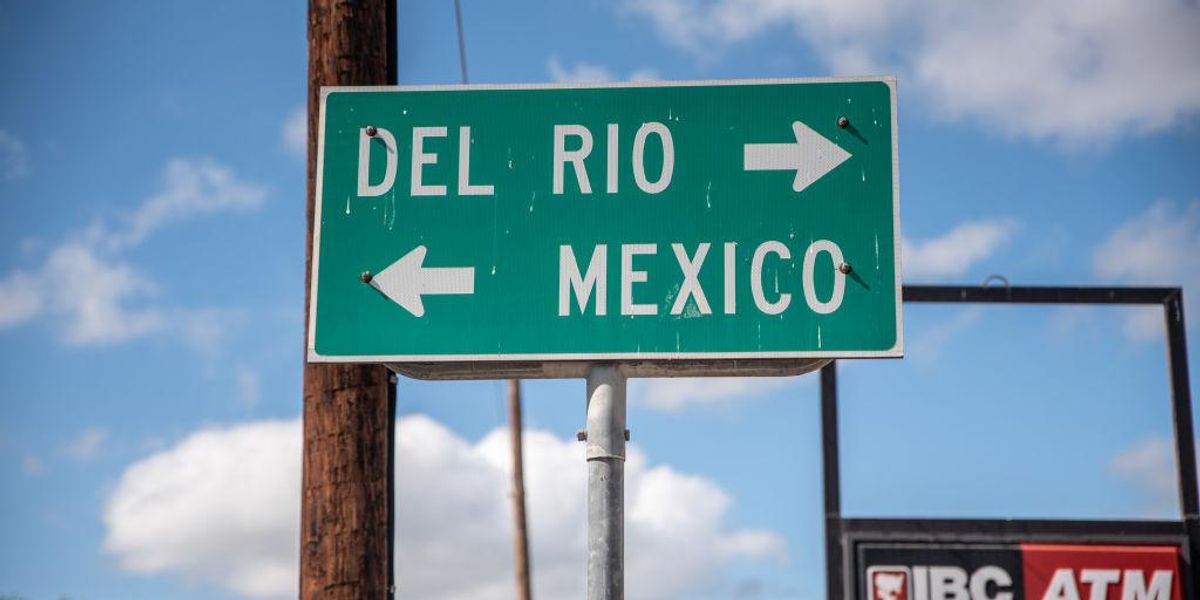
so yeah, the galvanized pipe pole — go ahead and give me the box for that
[585,365,627,600]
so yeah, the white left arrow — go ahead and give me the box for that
[369,245,475,317]
[743,121,852,193]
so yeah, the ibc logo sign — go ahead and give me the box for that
[858,543,1182,600]
[868,566,910,600]
[867,564,1015,600]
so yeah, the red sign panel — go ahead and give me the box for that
[1022,544,1182,600]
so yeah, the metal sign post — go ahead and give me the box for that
[584,365,627,600]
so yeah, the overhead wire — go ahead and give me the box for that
[453,0,470,85]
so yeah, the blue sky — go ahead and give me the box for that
[1,1,1198,599]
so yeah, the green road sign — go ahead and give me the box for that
[308,78,902,369]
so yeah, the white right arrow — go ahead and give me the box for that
[369,245,475,317]
[743,121,852,193]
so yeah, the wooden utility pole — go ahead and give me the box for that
[508,379,533,600]
[301,1,397,599]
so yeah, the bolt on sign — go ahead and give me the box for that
[307,78,901,372]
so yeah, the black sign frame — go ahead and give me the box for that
[821,285,1198,599]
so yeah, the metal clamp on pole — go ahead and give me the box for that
[585,364,627,600]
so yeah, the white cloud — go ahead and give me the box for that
[623,0,894,57]
[0,242,166,345]
[1093,200,1200,341]
[104,420,300,599]
[908,306,983,366]
[64,427,108,461]
[0,271,43,326]
[176,308,247,357]
[105,415,785,600]
[236,366,261,409]
[0,241,168,345]
[630,377,799,412]
[0,245,241,348]
[22,453,46,477]
[1118,307,1167,344]
[1109,435,1199,517]
[901,219,1019,281]
[621,0,1200,143]
[45,243,166,345]
[0,129,30,180]
[1046,305,1098,339]
[547,57,659,83]
[0,158,265,347]
[628,68,661,82]
[548,57,614,83]
[911,0,1200,143]
[282,107,306,159]
[99,158,267,251]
